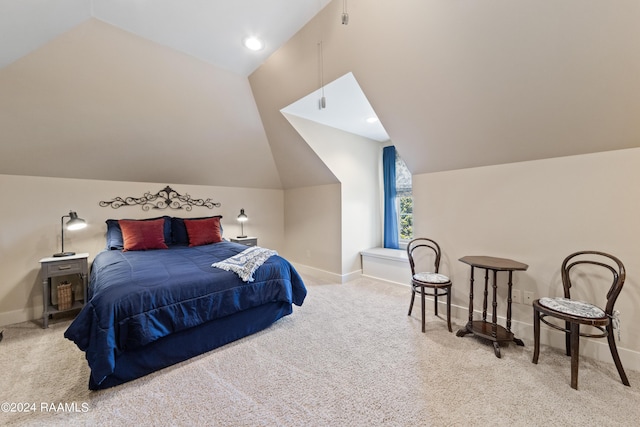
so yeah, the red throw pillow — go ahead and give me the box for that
[119,218,169,251]
[184,217,223,247]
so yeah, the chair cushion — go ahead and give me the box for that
[538,297,605,318]
[413,272,450,284]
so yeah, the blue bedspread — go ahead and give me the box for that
[65,242,306,386]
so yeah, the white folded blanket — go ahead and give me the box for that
[212,246,278,282]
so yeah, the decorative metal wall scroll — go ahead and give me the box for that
[99,186,221,211]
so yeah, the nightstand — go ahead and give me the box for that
[39,253,89,328]
[230,237,258,247]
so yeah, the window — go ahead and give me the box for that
[395,152,413,242]
[383,146,412,249]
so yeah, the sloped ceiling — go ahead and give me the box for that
[282,72,390,143]
[0,0,335,189]
[250,0,640,182]
[0,0,332,76]
[0,19,283,188]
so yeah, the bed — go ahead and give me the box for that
[64,215,307,390]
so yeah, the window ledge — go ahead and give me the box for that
[361,247,411,285]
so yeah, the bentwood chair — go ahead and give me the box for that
[532,251,630,390]
[407,238,452,333]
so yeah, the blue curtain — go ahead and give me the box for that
[383,146,399,249]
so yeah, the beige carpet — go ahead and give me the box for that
[1,274,639,426]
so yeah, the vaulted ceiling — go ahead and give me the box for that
[0,1,335,189]
[251,0,640,185]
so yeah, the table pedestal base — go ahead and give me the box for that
[456,320,525,358]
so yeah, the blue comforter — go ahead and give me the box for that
[65,242,306,386]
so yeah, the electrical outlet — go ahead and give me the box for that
[524,291,534,305]
[512,289,522,304]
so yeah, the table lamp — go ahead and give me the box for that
[237,208,248,238]
[53,211,87,257]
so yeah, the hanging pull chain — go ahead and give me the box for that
[318,41,326,109]
[342,0,349,25]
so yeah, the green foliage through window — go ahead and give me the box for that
[395,150,413,241]
[399,196,413,240]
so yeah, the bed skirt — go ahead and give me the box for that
[89,301,293,390]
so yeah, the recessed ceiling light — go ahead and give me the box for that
[366,116,379,123]
[243,36,264,51]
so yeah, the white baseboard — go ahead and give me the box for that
[292,263,361,284]
[0,306,40,328]
[361,273,409,288]
[342,269,362,283]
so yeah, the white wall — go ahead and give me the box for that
[283,114,381,278]
[0,174,284,326]
[412,148,640,369]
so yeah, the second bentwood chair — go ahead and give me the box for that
[407,238,452,333]
[532,251,630,390]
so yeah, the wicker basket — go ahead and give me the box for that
[57,282,73,311]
